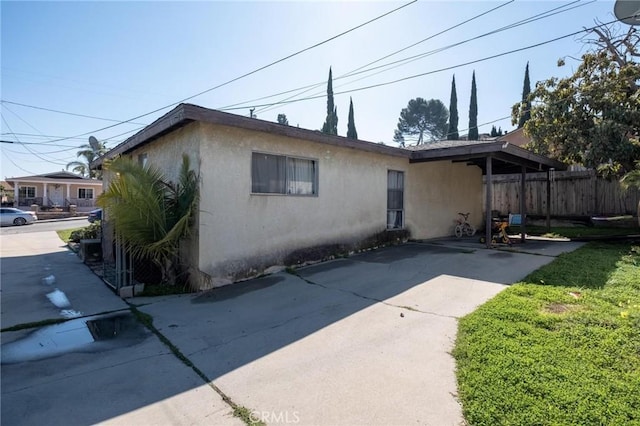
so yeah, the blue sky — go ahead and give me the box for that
[1,0,622,178]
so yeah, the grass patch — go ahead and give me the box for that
[454,242,640,425]
[56,228,81,243]
[510,225,637,239]
[139,283,193,297]
[1,317,67,332]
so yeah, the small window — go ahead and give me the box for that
[252,152,317,195]
[19,186,36,198]
[78,188,94,199]
[387,170,404,229]
[138,153,148,167]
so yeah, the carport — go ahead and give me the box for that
[409,140,566,248]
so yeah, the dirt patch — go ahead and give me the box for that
[543,303,580,314]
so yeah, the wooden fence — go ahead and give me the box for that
[484,170,640,217]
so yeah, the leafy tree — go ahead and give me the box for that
[447,75,459,140]
[393,98,449,146]
[497,126,503,136]
[277,114,289,125]
[98,154,199,286]
[468,71,479,140]
[490,125,498,137]
[347,97,358,139]
[66,141,107,179]
[516,62,532,128]
[321,67,338,135]
[518,24,640,177]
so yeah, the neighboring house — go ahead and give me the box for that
[5,171,103,211]
[498,127,530,147]
[0,180,15,206]
[94,103,563,289]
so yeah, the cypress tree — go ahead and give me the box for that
[347,97,358,139]
[447,75,459,140]
[321,67,338,135]
[468,71,479,140]
[518,62,531,128]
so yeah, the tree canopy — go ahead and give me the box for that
[393,97,449,146]
[66,140,107,178]
[468,71,479,140]
[518,24,640,177]
[277,114,289,125]
[347,97,358,139]
[516,62,532,128]
[321,67,338,135]
[447,75,459,140]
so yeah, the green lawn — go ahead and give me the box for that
[56,228,80,243]
[454,242,640,425]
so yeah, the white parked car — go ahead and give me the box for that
[0,208,38,226]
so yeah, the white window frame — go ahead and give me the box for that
[251,152,319,196]
[78,188,94,199]
[387,170,404,230]
[19,186,36,198]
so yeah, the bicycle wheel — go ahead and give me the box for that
[464,224,476,236]
[501,234,510,244]
[455,224,463,238]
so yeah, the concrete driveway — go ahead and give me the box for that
[1,229,584,425]
[135,239,584,425]
[1,231,241,426]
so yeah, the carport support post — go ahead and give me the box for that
[520,166,527,243]
[485,155,493,249]
[546,169,552,232]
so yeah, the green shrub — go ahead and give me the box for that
[68,223,102,243]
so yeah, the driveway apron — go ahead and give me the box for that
[138,240,585,425]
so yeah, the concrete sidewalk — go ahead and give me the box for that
[1,231,241,426]
[136,239,585,425]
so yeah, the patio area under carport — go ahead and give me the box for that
[408,140,566,248]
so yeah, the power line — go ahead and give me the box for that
[0,113,69,165]
[253,0,519,115]
[251,0,591,115]
[0,100,149,126]
[31,0,417,145]
[219,18,620,112]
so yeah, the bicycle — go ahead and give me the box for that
[479,218,512,246]
[454,212,476,238]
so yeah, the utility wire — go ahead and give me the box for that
[0,100,149,126]
[0,113,68,165]
[30,0,417,145]
[253,0,519,115]
[219,18,622,112]
[252,0,591,115]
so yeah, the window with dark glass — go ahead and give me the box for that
[387,170,404,229]
[252,152,317,195]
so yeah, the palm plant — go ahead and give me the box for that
[97,155,199,285]
[66,142,107,178]
[620,165,640,227]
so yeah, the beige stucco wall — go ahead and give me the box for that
[196,123,484,286]
[405,161,483,239]
[197,123,409,286]
[101,121,484,288]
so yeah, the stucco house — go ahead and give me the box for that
[94,103,563,289]
[5,171,103,212]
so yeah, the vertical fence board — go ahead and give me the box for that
[484,170,640,216]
